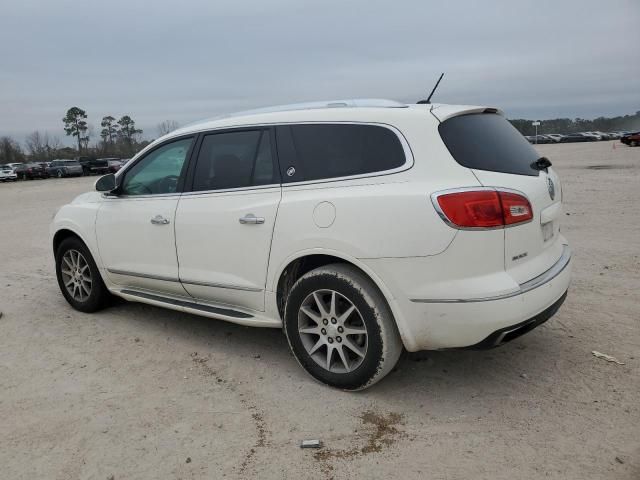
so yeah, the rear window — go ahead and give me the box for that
[439,113,540,176]
[275,124,406,182]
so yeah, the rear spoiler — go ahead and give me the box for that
[429,104,504,123]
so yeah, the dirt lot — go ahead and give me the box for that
[1,141,638,480]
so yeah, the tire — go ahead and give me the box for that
[631,140,638,147]
[55,236,111,313]
[283,263,403,391]
[57,170,63,178]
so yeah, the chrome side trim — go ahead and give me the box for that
[107,268,263,292]
[410,245,571,303]
[120,289,253,319]
[180,278,263,292]
[107,269,178,283]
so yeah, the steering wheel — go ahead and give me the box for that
[126,181,152,194]
[157,175,179,193]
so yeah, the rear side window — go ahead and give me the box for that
[439,113,540,176]
[192,130,276,191]
[275,124,406,182]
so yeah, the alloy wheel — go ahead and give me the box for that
[60,249,92,302]
[297,289,368,373]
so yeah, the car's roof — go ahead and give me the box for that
[162,99,499,141]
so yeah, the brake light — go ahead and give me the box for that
[434,190,532,228]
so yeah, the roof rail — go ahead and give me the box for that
[225,99,407,118]
[177,99,408,131]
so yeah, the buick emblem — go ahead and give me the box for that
[286,166,296,177]
[547,177,555,200]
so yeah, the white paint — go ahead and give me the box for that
[52,99,571,353]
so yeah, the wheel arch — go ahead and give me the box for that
[273,250,411,349]
[52,228,88,256]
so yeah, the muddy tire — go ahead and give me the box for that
[284,263,403,391]
[55,236,111,313]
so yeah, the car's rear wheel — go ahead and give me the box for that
[57,170,63,178]
[631,140,638,147]
[284,264,402,391]
[55,236,111,312]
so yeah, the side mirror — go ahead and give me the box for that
[95,173,117,192]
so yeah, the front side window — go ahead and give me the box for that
[120,137,193,195]
[275,123,406,182]
[192,129,276,191]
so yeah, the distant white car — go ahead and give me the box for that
[0,165,18,182]
[546,134,564,143]
[583,132,602,141]
[50,99,572,390]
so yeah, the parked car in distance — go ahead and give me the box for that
[51,99,571,390]
[620,131,640,147]
[0,164,18,182]
[546,134,564,143]
[560,133,592,143]
[14,162,48,180]
[47,159,84,178]
[36,163,52,177]
[107,159,125,173]
[77,157,110,176]
[581,132,602,141]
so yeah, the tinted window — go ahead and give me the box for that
[192,130,276,191]
[121,137,193,195]
[439,114,540,176]
[276,124,406,182]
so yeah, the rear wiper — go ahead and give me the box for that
[531,157,552,171]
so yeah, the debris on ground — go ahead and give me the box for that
[591,351,625,365]
[615,456,624,464]
[301,439,323,449]
[185,457,191,463]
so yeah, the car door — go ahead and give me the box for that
[175,128,281,311]
[96,136,195,296]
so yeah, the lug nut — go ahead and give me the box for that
[337,326,344,333]
[321,328,327,335]
[322,319,328,325]
[336,336,342,343]
[331,318,337,324]
[328,337,334,344]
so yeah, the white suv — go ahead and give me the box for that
[51,99,571,390]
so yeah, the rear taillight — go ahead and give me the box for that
[434,189,532,229]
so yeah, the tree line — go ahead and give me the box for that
[2,108,639,165]
[0,107,180,164]
[509,110,640,136]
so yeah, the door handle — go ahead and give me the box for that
[150,215,170,225]
[239,214,265,225]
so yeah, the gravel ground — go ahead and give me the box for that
[1,141,638,480]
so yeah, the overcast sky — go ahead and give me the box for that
[1,0,638,143]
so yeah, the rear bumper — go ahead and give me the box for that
[364,244,572,351]
[463,290,567,349]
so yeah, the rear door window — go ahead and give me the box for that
[438,113,540,176]
[191,129,277,191]
[275,123,406,183]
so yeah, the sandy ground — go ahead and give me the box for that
[1,141,638,480]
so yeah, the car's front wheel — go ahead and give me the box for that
[284,264,403,391]
[55,236,111,312]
